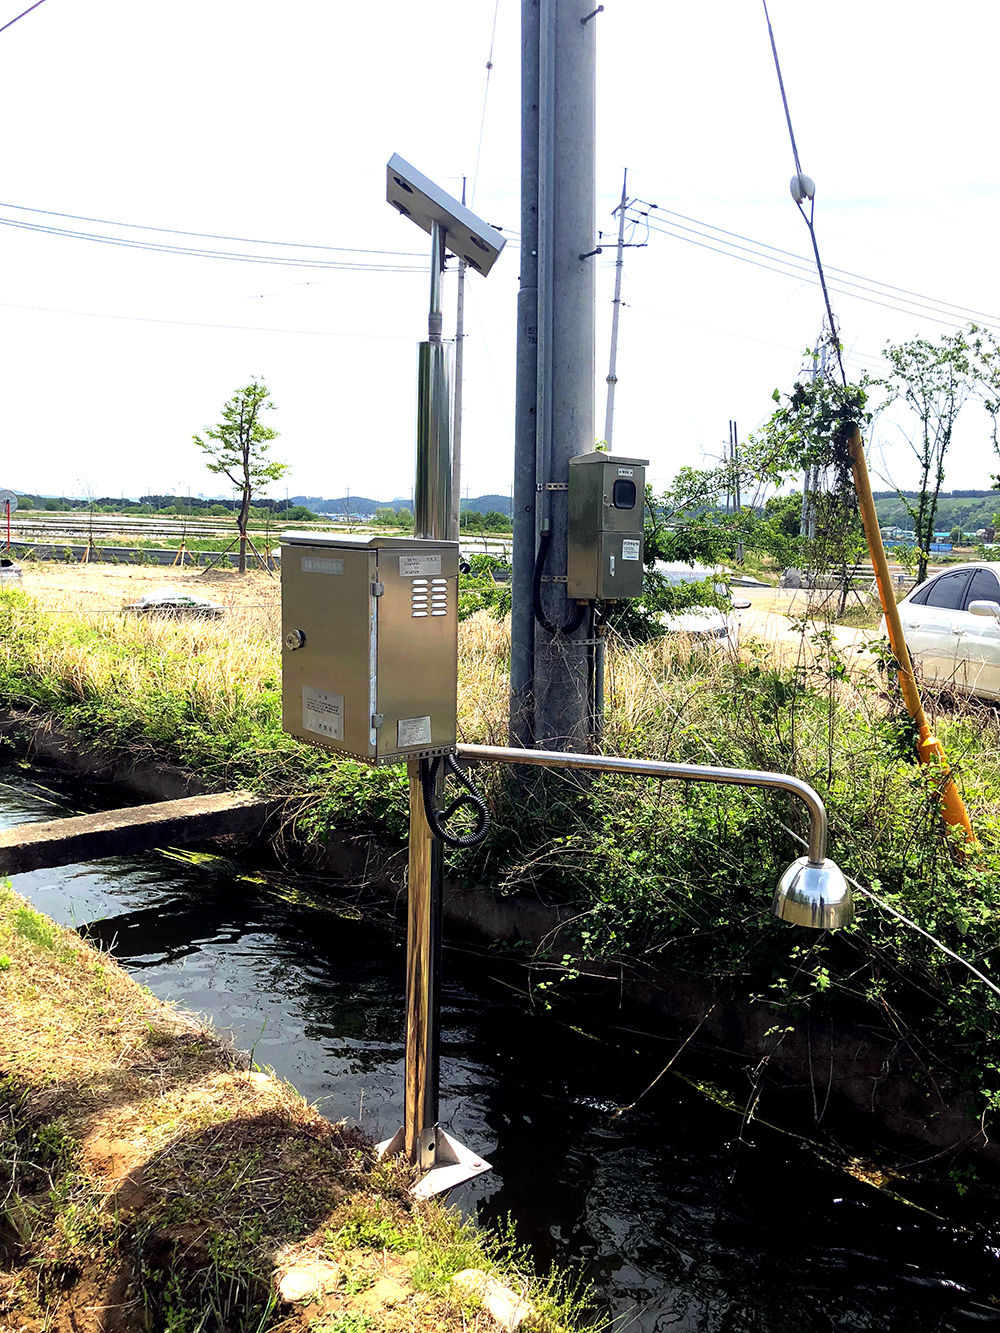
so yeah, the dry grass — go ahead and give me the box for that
[1,570,280,744]
[6,568,999,835]
[457,611,510,745]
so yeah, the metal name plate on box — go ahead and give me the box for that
[567,451,648,600]
[281,533,458,764]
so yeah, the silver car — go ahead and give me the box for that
[890,562,1000,700]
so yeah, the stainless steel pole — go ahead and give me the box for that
[406,221,450,1169]
[404,758,438,1166]
[414,222,453,540]
[451,183,467,543]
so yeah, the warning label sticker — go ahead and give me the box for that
[399,554,442,578]
[397,715,432,748]
[621,538,641,561]
[303,686,344,740]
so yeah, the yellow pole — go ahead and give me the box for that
[846,426,974,845]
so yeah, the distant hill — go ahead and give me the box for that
[291,494,512,517]
[873,489,999,533]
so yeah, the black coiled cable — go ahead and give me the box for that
[420,753,491,848]
[532,529,586,635]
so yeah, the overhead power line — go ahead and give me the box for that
[628,204,1000,334]
[0,0,48,37]
[0,215,426,273]
[0,198,425,257]
[637,202,1000,322]
[470,0,501,206]
[0,297,420,339]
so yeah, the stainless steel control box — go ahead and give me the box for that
[281,533,458,764]
[566,452,648,600]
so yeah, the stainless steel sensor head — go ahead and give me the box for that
[773,856,853,929]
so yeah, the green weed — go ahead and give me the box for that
[12,905,57,951]
[309,1314,373,1333]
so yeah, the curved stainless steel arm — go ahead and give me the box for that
[455,743,828,866]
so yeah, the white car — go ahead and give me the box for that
[891,562,1000,700]
[123,588,225,619]
[655,562,751,651]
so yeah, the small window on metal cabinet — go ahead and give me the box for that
[965,568,1000,608]
[922,571,973,610]
[612,479,636,509]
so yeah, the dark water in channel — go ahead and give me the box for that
[3,762,1000,1332]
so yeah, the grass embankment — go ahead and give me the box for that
[2,583,1000,1142]
[0,884,584,1332]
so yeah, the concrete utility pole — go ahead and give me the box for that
[603,169,628,449]
[510,0,598,750]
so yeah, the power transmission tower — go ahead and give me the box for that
[729,420,743,562]
[800,341,827,540]
[511,0,599,750]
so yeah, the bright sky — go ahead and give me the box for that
[2,0,998,504]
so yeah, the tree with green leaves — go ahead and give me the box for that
[877,331,973,583]
[193,380,288,573]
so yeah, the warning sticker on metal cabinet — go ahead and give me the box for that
[303,686,344,740]
[397,715,432,748]
[399,554,442,578]
[617,466,634,477]
[301,556,344,575]
[621,538,641,560]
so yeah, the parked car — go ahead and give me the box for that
[886,562,1000,700]
[655,563,751,652]
[0,557,22,585]
[123,588,225,619]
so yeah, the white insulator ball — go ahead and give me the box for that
[790,173,816,202]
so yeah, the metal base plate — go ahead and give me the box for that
[376,1126,492,1199]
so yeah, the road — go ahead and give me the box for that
[736,584,879,666]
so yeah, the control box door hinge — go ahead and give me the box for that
[371,713,384,729]
[371,582,385,597]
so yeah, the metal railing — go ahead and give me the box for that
[458,743,829,864]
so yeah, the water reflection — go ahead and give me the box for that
[2,765,999,1331]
